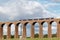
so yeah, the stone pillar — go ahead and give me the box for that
[1,27,3,39]
[48,22,52,38]
[22,25,26,38]
[57,23,60,38]
[0,26,3,39]
[7,26,11,39]
[57,23,60,39]
[14,26,18,39]
[39,23,43,38]
[31,24,34,38]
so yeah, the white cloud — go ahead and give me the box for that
[0,0,59,21]
[0,0,43,21]
[1,0,59,36]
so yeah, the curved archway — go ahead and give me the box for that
[18,23,23,38]
[51,22,57,38]
[33,22,39,38]
[23,22,31,39]
[2,23,7,39]
[25,22,31,38]
[42,22,48,38]
[9,23,15,39]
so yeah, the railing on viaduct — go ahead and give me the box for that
[0,18,60,40]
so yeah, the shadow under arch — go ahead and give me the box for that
[8,23,13,27]
[41,21,46,25]
[32,22,39,25]
[16,22,21,27]
[17,23,23,38]
[24,22,29,26]
[50,21,54,25]
[8,23,15,39]
[59,21,60,24]
[24,22,31,38]
[42,22,48,38]
[1,23,6,27]
[50,21,57,38]
[1,23,7,39]
[32,22,39,38]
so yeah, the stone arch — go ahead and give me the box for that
[1,23,6,27]
[50,21,55,25]
[32,22,39,25]
[8,23,15,38]
[8,23,13,27]
[50,21,57,37]
[32,22,39,38]
[42,21,48,38]
[24,22,29,26]
[41,21,46,25]
[1,23,7,39]
[16,22,23,38]
[25,22,31,38]
[16,22,21,27]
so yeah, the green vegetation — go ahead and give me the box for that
[26,38,60,40]
[3,34,60,40]
[4,38,60,40]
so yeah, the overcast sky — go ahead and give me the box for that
[0,0,60,36]
[0,0,60,22]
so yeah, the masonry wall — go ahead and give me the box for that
[0,19,60,40]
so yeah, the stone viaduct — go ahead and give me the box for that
[0,18,60,39]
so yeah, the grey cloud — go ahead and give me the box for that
[0,0,58,22]
[0,12,10,22]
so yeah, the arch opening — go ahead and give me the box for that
[25,22,31,38]
[33,22,39,38]
[10,23,15,39]
[42,22,48,38]
[2,24,7,39]
[18,23,23,38]
[51,21,57,38]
